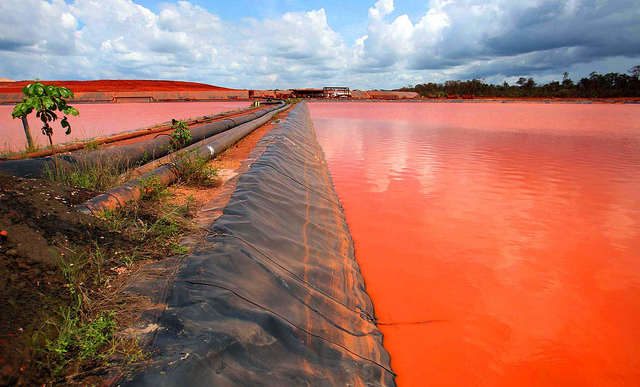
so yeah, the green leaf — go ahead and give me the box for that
[61,117,71,135]
[42,96,54,110]
[64,106,79,116]
[11,104,22,118]
[26,97,37,109]
[13,81,80,133]
[12,103,27,118]
[59,88,70,99]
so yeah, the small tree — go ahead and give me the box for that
[11,80,79,176]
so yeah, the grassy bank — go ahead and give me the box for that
[0,154,217,384]
[0,103,291,385]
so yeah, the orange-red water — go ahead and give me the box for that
[0,101,247,152]
[309,102,640,386]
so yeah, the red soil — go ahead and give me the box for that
[0,79,239,94]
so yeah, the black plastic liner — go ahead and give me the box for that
[123,103,395,386]
[75,104,289,215]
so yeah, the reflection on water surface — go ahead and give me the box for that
[310,102,640,386]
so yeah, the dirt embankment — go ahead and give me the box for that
[0,80,238,94]
[0,107,288,385]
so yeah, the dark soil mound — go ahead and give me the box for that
[0,173,144,385]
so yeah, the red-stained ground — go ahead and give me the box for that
[0,79,236,93]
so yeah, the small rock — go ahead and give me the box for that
[6,249,17,257]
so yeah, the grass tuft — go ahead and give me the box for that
[44,157,130,192]
[36,307,119,378]
[138,173,170,201]
[172,150,218,187]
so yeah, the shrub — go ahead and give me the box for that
[173,150,218,187]
[170,119,191,150]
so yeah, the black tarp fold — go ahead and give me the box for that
[123,102,394,386]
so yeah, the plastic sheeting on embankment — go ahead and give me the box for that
[76,103,289,215]
[0,102,284,178]
[122,102,395,386]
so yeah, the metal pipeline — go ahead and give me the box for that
[2,106,258,161]
[0,101,285,178]
[75,103,289,215]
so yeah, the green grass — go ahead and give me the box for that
[138,173,170,201]
[172,150,218,187]
[120,250,144,268]
[33,190,197,381]
[44,157,129,192]
[98,192,198,250]
[84,139,101,151]
[22,141,218,383]
[36,306,124,379]
[0,142,42,158]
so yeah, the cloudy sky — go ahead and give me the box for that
[1,0,639,89]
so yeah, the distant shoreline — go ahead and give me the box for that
[1,79,638,104]
[305,97,640,104]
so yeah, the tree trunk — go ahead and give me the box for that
[21,116,35,150]
[46,133,60,181]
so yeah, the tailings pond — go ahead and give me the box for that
[0,101,247,153]
[309,101,640,386]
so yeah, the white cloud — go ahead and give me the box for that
[369,0,395,19]
[0,0,638,89]
[259,9,347,63]
[60,12,78,29]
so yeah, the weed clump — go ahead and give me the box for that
[0,172,201,384]
[169,119,191,150]
[138,173,170,201]
[172,150,218,187]
[36,308,119,378]
[44,157,130,192]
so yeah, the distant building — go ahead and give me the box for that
[291,89,325,98]
[323,87,351,98]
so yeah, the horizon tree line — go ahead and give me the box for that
[394,66,640,98]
